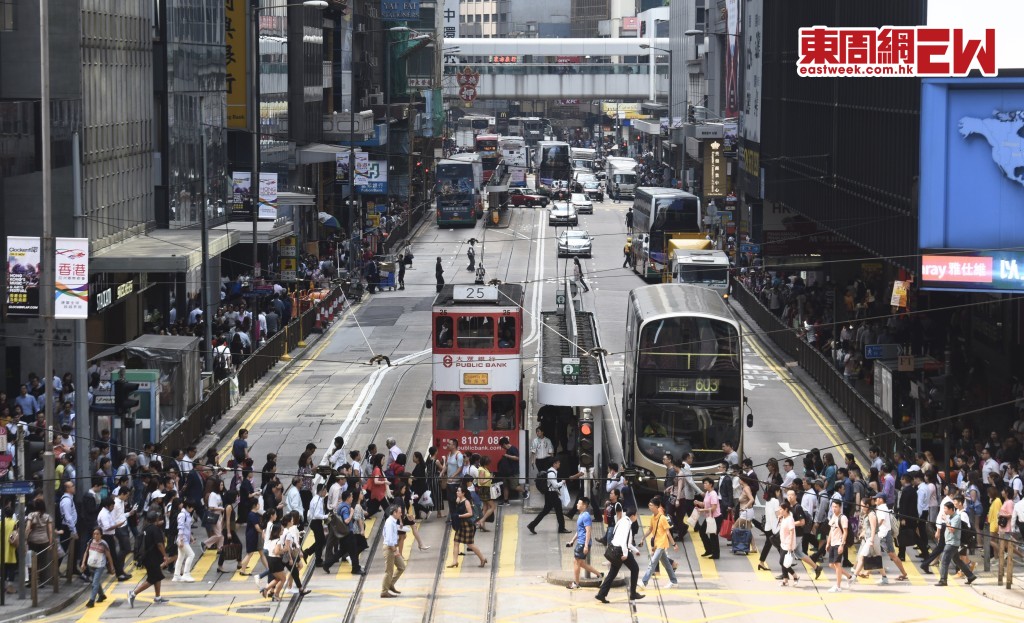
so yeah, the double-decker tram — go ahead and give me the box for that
[475,133,500,182]
[430,284,525,464]
[622,284,745,486]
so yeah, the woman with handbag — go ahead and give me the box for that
[448,486,486,569]
[202,479,225,552]
[281,511,311,596]
[216,491,244,573]
[260,524,288,601]
[476,456,498,531]
[367,454,390,516]
[778,500,800,586]
[25,499,54,584]
[173,499,198,582]
[850,500,877,584]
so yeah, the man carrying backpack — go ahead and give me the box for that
[527,458,572,535]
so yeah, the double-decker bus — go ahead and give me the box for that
[430,284,525,465]
[534,140,571,197]
[498,136,529,187]
[456,115,496,150]
[436,155,483,226]
[623,284,745,487]
[631,187,703,282]
[508,116,551,147]
[476,134,500,182]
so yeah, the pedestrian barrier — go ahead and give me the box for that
[730,278,907,454]
[159,288,341,454]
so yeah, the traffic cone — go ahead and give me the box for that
[327,299,336,323]
[311,308,324,333]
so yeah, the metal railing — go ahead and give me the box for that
[731,277,907,453]
[159,288,342,454]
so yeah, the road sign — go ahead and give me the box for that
[739,242,761,254]
[556,293,566,306]
[864,343,900,360]
[562,357,581,377]
[0,481,34,496]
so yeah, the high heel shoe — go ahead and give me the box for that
[757,564,771,571]
[478,559,488,568]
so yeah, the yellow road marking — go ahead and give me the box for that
[687,529,719,580]
[744,547,774,581]
[497,514,518,578]
[745,334,853,460]
[188,547,218,581]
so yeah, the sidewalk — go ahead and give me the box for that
[0,576,90,623]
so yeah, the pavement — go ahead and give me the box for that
[21,188,1024,623]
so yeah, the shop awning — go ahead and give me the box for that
[218,219,296,245]
[295,143,350,165]
[90,228,240,274]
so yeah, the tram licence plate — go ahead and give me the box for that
[463,373,489,385]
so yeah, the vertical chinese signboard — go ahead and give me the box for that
[55,237,89,319]
[442,0,460,39]
[225,0,247,130]
[278,236,297,280]
[703,140,728,198]
[5,236,40,317]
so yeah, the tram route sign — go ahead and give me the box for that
[562,357,580,377]
[454,285,498,302]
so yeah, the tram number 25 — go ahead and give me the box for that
[461,435,501,447]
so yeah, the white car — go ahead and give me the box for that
[570,193,593,214]
[548,202,578,226]
[557,229,594,257]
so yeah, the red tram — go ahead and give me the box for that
[429,283,525,464]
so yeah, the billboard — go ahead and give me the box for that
[919,251,1024,293]
[6,236,40,316]
[918,78,1024,252]
[927,0,1024,71]
[258,172,278,220]
[54,238,89,319]
[356,160,388,195]
[739,0,763,198]
[442,0,459,39]
[231,171,252,218]
[724,0,741,117]
[381,0,420,21]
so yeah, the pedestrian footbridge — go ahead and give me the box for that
[443,37,670,101]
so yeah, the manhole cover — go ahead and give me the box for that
[301,413,328,418]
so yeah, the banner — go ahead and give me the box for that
[356,160,388,195]
[442,0,460,39]
[231,171,252,218]
[258,172,278,220]
[6,236,40,317]
[54,237,89,319]
[336,152,349,182]
[225,0,247,129]
[381,0,420,21]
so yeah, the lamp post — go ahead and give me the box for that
[250,0,327,286]
[640,43,673,184]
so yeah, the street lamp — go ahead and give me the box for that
[639,44,673,127]
[250,0,327,291]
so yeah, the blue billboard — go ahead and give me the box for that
[919,78,1024,250]
[381,0,420,21]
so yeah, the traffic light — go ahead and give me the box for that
[114,379,140,425]
[578,409,595,468]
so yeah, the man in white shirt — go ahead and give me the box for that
[385,437,403,469]
[981,448,1000,485]
[921,489,953,573]
[180,446,197,475]
[594,505,643,603]
[914,472,932,560]
[781,458,798,491]
[868,446,884,473]
[526,457,570,535]
[721,441,739,467]
[327,473,347,513]
[1007,462,1022,502]
[872,493,908,583]
[529,427,554,475]
[283,476,304,516]
[380,505,406,598]
[329,436,348,471]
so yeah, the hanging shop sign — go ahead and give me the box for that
[5,236,40,317]
[54,237,89,319]
[381,0,420,21]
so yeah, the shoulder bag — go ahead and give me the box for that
[328,510,351,538]
[603,543,623,563]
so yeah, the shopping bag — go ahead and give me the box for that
[719,510,734,540]
[685,508,702,528]
[863,555,883,570]
[558,482,571,509]
[783,551,794,568]
[706,515,718,535]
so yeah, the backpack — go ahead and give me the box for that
[535,467,555,492]
[214,348,227,374]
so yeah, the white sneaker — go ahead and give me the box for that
[846,577,854,589]
[667,582,679,589]
[639,581,648,590]
[171,575,182,582]
[287,587,299,595]
[180,575,196,583]
[828,585,842,593]
[877,577,889,586]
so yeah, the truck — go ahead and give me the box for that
[570,147,597,172]
[672,248,731,296]
[606,157,638,200]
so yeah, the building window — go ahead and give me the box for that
[483,13,489,22]
[0,0,14,31]
[499,13,507,22]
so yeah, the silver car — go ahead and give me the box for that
[571,193,593,214]
[548,202,578,226]
[557,229,594,257]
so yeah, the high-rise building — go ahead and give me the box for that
[570,0,610,37]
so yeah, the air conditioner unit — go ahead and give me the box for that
[368,93,384,105]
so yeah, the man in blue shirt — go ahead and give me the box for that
[14,385,38,418]
[565,497,602,589]
[323,490,356,574]
[380,505,406,598]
